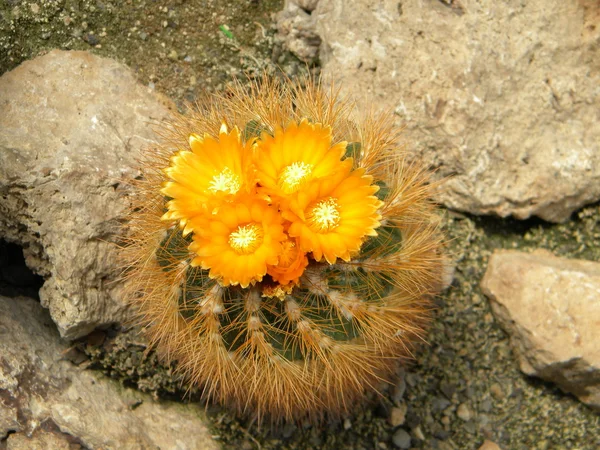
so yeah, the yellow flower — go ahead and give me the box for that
[286,164,383,264]
[187,197,287,288]
[254,119,347,199]
[267,238,308,286]
[161,124,255,234]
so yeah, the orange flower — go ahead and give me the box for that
[267,238,309,286]
[187,197,287,288]
[285,164,383,264]
[254,119,347,200]
[161,124,255,235]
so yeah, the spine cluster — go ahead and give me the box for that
[121,76,446,423]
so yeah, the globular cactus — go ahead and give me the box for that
[121,76,446,423]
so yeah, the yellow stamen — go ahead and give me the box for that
[209,167,241,195]
[229,224,263,254]
[278,162,313,193]
[307,197,341,232]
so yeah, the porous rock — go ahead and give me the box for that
[5,428,77,450]
[277,0,322,62]
[0,50,173,339]
[312,0,600,222]
[481,249,600,410]
[0,295,217,450]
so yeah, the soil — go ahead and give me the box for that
[1,1,599,449]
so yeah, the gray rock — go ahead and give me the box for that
[277,1,322,62]
[0,50,174,339]
[481,249,600,411]
[391,369,406,405]
[392,428,411,449]
[312,0,600,222]
[0,295,217,450]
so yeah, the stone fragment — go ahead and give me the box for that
[277,0,322,62]
[5,429,75,450]
[392,428,411,449]
[478,440,502,450]
[0,295,217,450]
[294,0,319,12]
[456,403,472,422]
[481,249,600,410]
[0,50,174,339]
[388,403,407,427]
[312,0,600,222]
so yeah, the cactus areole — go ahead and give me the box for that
[121,76,446,423]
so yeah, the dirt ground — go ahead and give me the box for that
[1,1,599,449]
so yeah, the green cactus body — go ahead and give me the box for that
[121,75,446,423]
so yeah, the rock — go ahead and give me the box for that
[0,295,217,450]
[391,428,411,449]
[294,0,319,12]
[277,1,322,62]
[391,369,406,405]
[0,50,174,339]
[456,403,472,422]
[478,440,503,450]
[432,397,451,412]
[312,0,600,222]
[481,249,600,410]
[5,428,76,450]
[388,403,407,427]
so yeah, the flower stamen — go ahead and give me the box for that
[307,197,341,232]
[209,167,241,195]
[278,161,313,193]
[229,223,264,254]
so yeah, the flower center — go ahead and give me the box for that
[307,197,341,232]
[229,223,263,254]
[278,162,313,193]
[278,240,297,267]
[209,167,241,195]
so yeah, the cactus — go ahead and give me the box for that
[120,75,446,423]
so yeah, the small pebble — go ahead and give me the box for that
[83,33,99,46]
[457,403,472,421]
[412,425,425,441]
[388,404,407,427]
[478,439,502,450]
[464,420,478,434]
[392,428,411,449]
[478,414,490,426]
[490,383,504,400]
[433,429,450,440]
[392,374,406,404]
[480,398,493,412]
[432,397,451,412]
